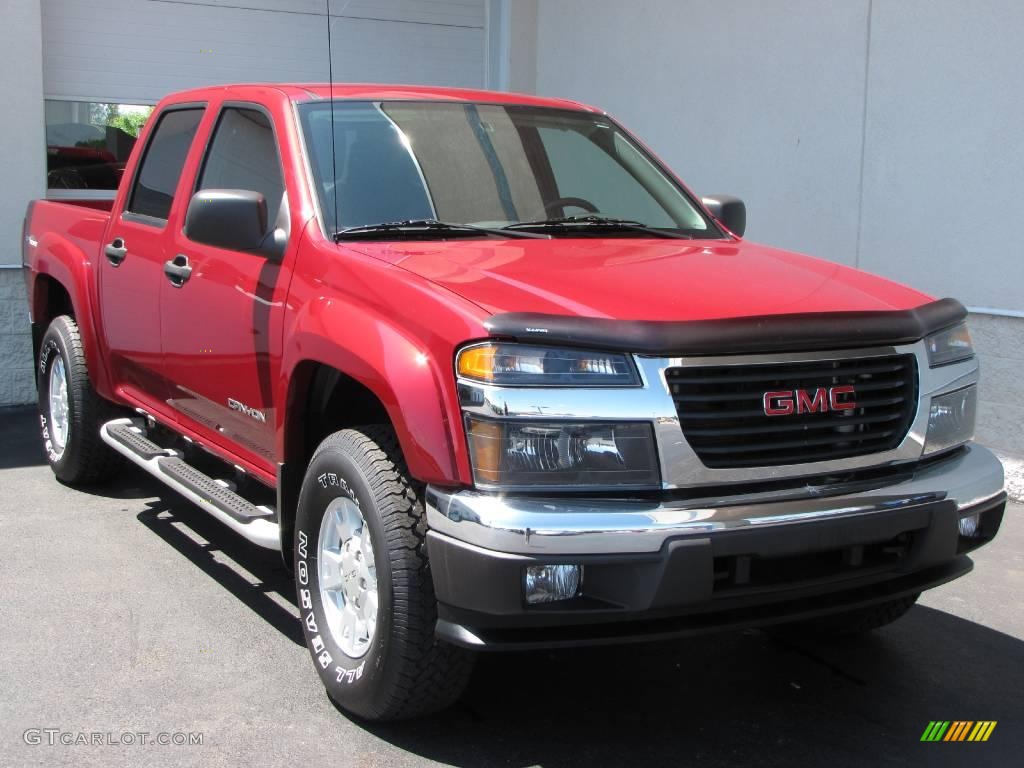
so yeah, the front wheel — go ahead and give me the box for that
[294,426,473,720]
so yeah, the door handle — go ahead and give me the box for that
[163,254,193,287]
[104,238,127,266]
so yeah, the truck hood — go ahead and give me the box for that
[355,238,934,321]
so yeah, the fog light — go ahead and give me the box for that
[959,513,982,538]
[524,564,581,605]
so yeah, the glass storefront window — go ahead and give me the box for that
[45,100,154,195]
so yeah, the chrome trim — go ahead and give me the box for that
[426,443,1004,555]
[457,341,980,489]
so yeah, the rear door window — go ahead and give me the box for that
[126,107,204,221]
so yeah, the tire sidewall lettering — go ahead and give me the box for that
[39,338,58,375]
[37,338,66,465]
[296,462,385,693]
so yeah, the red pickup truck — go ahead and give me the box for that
[22,83,1005,721]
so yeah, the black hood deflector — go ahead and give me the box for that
[484,298,967,355]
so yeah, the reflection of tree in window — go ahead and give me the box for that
[44,100,153,192]
[126,108,203,220]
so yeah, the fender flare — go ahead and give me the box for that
[29,231,112,397]
[279,296,462,486]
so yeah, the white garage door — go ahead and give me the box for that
[41,0,490,104]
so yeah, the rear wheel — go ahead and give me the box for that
[37,315,122,484]
[294,426,473,720]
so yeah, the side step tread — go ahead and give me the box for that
[99,418,280,550]
[105,421,167,461]
[157,456,274,522]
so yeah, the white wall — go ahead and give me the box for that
[528,0,1024,312]
[507,0,538,93]
[1,0,45,267]
[42,0,489,104]
[857,0,1024,309]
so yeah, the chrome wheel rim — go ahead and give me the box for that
[47,356,69,457]
[317,497,378,658]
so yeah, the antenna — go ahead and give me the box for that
[326,0,339,231]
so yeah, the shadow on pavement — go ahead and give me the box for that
[0,406,46,469]
[367,609,1024,767]
[133,491,303,646]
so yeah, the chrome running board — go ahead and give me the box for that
[100,418,281,550]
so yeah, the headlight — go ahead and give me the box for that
[465,416,660,489]
[924,385,977,454]
[457,342,639,386]
[925,323,974,367]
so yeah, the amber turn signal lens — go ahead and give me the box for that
[465,418,502,482]
[456,342,638,386]
[457,345,496,381]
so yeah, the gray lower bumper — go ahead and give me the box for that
[426,444,1005,556]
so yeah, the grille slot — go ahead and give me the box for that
[667,354,918,468]
[712,531,917,593]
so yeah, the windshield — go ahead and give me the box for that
[298,101,720,238]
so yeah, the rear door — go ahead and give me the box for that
[99,105,205,407]
[160,102,291,475]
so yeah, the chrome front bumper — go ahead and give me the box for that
[426,444,1005,556]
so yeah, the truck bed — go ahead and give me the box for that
[23,198,113,326]
[24,199,112,264]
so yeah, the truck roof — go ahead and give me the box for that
[164,83,600,112]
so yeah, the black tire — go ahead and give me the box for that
[37,315,123,485]
[294,426,474,721]
[773,593,920,638]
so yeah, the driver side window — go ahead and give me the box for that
[198,107,285,226]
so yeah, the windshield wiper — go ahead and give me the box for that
[333,218,550,241]
[504,215,693,239]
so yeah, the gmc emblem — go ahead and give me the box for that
[763,386,857,416]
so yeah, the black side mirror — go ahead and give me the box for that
[185,189,268,252]
[701,195,746,237]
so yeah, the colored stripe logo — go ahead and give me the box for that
[921,721,997,742]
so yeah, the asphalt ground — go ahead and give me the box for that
[0,404,1021,767]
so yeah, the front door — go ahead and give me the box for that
[160,104,290,475]
[98,106,206,409]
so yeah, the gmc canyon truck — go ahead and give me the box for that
[22,84,1005,721]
